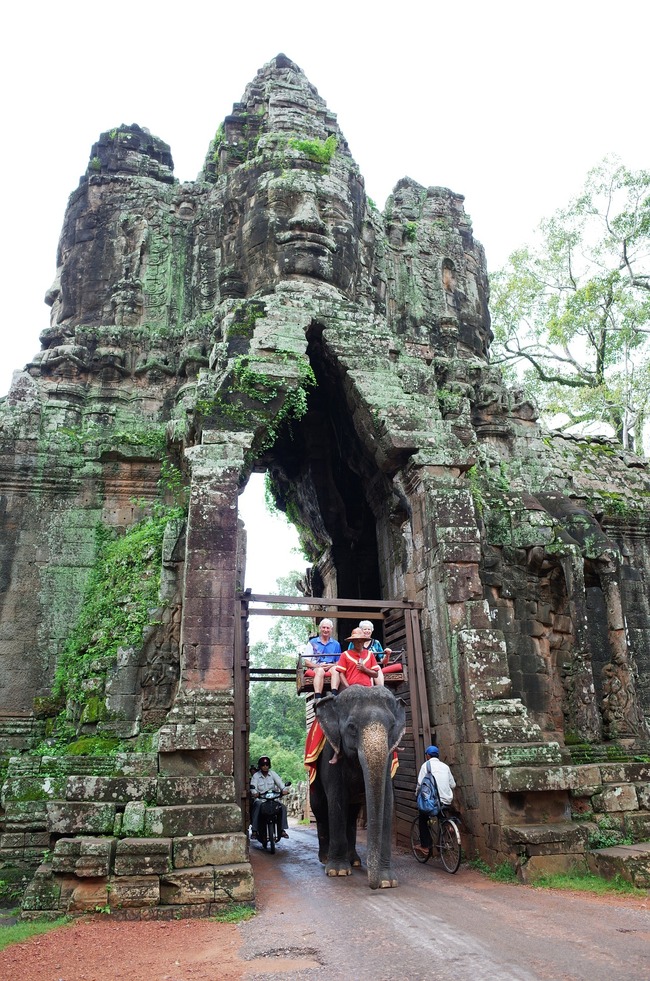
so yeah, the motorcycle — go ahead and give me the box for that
[253,781,292,854]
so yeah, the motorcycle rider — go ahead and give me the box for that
[249,755,290,839]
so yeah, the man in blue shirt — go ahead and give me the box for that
[302,618,341,699]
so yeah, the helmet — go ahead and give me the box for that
[258,756,271,767]
[425,745,439,757]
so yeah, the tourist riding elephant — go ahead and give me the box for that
[312,686,406,889]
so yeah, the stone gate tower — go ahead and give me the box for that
[2,55,650,914]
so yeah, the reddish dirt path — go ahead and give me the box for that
[1,824,648,981]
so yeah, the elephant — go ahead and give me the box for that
[311,685,406,889]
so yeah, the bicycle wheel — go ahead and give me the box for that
[439,819,461,873]
[410,817,431,863]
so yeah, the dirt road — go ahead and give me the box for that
[1,823,648,981]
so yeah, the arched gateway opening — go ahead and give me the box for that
[232,326,433,844]
[239,591,431,846]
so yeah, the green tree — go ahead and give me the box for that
[490,157,650,451]
[248,578,313,784]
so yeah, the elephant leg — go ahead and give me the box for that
[377,769,398,888]
[346,801,361,867]
[324,765,352,876]
[309,780,329,864]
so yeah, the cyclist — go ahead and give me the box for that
[250,755,290,839]
[415,745,456,857]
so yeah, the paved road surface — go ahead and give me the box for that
[240,823,649,981]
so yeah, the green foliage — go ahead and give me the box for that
[0,917,70,951]
[531,868,645,896]
[288,134,337,165]
[212,123,225,161]
[466,460,511,517]
[0,867,31,907]
[249,595,310,784]
[211,903,256,923]
[588,817,633,850]
[64,735,122,756]
[404,221,418,242]
[469,858,518,882]
[490,157,650,452]
[89,156,101,172]
[53,501,183,707]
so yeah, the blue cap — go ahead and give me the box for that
[425,745,439,757]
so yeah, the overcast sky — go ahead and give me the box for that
[3,1,648,595]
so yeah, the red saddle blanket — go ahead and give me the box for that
[304,718,399,785]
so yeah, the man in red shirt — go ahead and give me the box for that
[331,627,380,691]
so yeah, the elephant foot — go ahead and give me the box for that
[379,877,398,888]
[349,851,362,868]
[326,861,352,877]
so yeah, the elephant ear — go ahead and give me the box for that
[315,695,342,753]
[388,696,407,753]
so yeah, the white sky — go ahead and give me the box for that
[3,1,648,600]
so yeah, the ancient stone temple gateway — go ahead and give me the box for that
[1,55,649,915]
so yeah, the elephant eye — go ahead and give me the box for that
[347,722,357,734]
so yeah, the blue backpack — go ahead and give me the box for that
[416,760,442,816]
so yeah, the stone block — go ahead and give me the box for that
[4,801,48,831]
[114,838,172,876]
[481,742,563,767]
[113,753,159,776]
[22,877,62,911]
[0,833,25,848]
[599,762,650,784]
[160,867,215,905]
[173,833,248,868]
[157,725,228,753]
[67,878,110,913]
[2,774,66,805]
[52,836,116,877]
[502,822,588,852]
[624,812,650,840]
[214,863,255,902]
[495,764,601,794]
[122,801,147,835]
[636,784,650,809]
[587,843,650,888]
[109,875,160,908]
[592,784,638,813]
[158,749,234,777]
[144,804,241,838]
[65,776,157,803]
[519,853,587,883]
[157,776,235,806]
[443,564,483,602]
[25,832,51,847]
[47,801,117,834]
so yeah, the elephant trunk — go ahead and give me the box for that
[359,721,390,889]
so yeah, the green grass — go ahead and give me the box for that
[0,917,70,951]
[211,903,256,924]
[530,869,647,897]
[469,858,518,882]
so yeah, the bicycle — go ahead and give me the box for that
[410,806,462,873]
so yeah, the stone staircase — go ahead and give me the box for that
[492,757,650,883]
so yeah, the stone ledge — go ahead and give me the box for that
[587,842,650,888]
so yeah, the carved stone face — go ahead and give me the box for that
[221,160,364,298]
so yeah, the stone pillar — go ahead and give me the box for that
[599,570,647,739]
[179,432,250,694]
[559,552,601,742]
